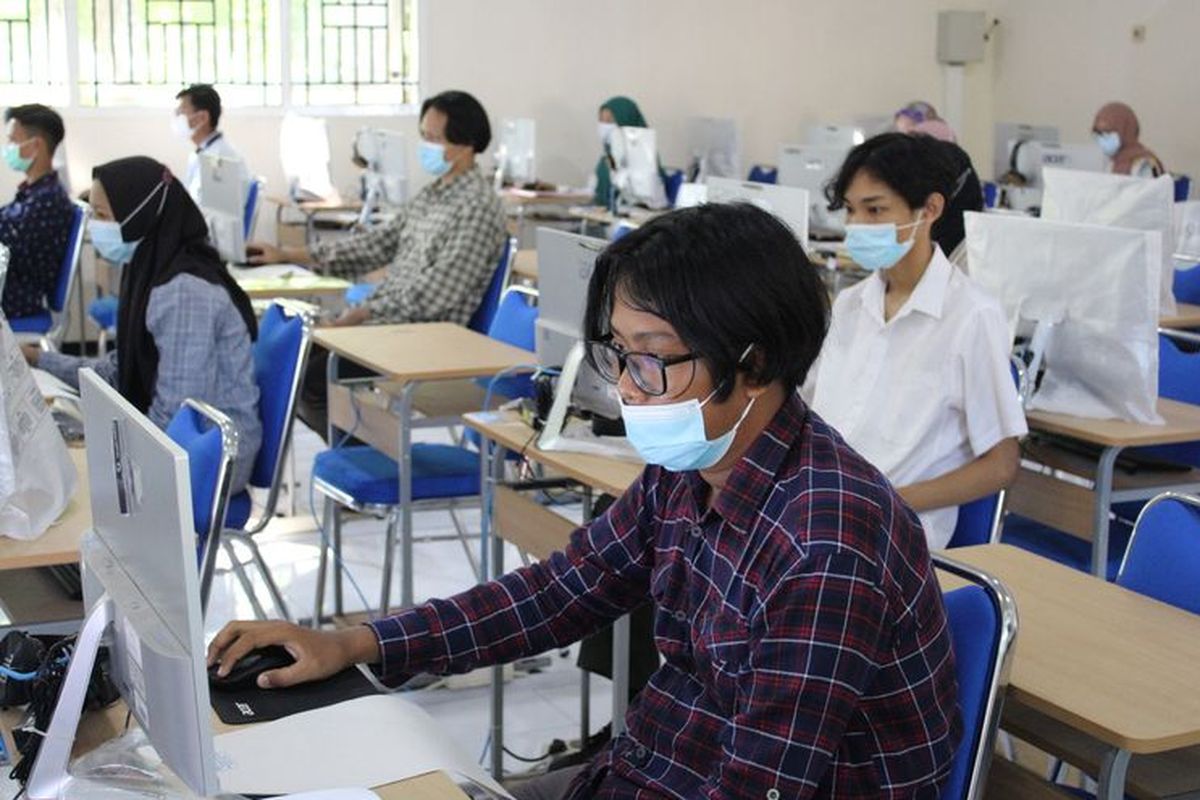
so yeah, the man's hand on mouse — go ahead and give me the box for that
[207,620,381,689]
[244,242,282,265]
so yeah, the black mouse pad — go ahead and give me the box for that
[209,665,380,725]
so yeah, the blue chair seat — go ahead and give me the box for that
[89,296,119,329]
[313,444,480,506]
[1000,514,1132,581]
[9,311,52,334]
[224,490,252,529]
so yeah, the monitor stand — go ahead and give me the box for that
[26,594,113,800]
[536,341,585,452]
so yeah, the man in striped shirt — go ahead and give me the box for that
[212,203,960,798]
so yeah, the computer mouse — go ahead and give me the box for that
[208,645,296,691]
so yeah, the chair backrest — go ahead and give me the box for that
[1118,492,1200,614]
[248,302,312,519]
[466,237,516,334]
[1173,263,1200,305]
[487,286,538,352]
[747,164,778,184]
[1158,332,1200,404]
[663,168,685,206]
[934,554,1019,800]
[1176,174,1192,203]
[165,399,236,557]
[40,200,88,348]
[947,494,1001,549]
[243,178,264,240]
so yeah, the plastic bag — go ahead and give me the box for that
[0,313,78,539]
[965,212,1162,424]
[1041,167,1176,315]
[1175,201,1200,262]
[64,728,198,800]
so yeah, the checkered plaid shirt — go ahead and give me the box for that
[369,395,960,798]
[311,167,506,324]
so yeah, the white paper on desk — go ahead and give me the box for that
[541,418,641,461]
[227,263,317,281]
[213,694,512,798]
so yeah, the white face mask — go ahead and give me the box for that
[171,113,197,141]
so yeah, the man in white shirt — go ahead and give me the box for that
[173,83,242,205]
[803,132,1027,550]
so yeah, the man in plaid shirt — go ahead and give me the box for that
[247,90,507,435]
[213,204,960,798]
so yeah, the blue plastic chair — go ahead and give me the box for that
[476,286,538,401]
[747,165,777,184]
[244,178,263,239]
[165,399,237,613]
[1118,493,1200,614]
[663,168,685,207]
[935,554,1019,800]
[466,237,517,334]
[1175,174,1191,203]
[11,200,87,350]
[1172,263,1200,306]
[210,302,312,620]
[312,287,538,620]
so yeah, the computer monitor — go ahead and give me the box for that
[353,128,408,224]
[806,124,866,149]
[607,126,669,210]
[1011,141,1106,189]
[993,122,1059,182]
[685,117,740,182]
[280,113,337,202]
[26,369,219,800]
[705,177,810,243]
[776,144,849,238]
[199,154,249,263]
[534,228,620,420]
[495,118,536,186]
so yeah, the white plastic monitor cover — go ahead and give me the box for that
[993,121,1059,180]
[705,177,810,243]
[608,126,668,209]
[498,118,536,184]
[280,113,336,201]
[806,124,865,149]
[686,116,741,180]
[965,212,1162,423]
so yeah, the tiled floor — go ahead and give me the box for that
[202,422,612,779]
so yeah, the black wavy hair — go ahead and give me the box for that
[825,132,957,223]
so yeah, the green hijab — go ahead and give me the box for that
[594,96,657,207]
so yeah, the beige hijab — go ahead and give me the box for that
[1093,102,1164,176]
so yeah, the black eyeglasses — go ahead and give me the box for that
[585,339,701,397]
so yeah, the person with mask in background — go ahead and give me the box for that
[0,104,75,321]
[208,202,961,799]
[24,157,261,492]
[244,90,506,436]
[174,83,242,205]
[1092,101,1165,178]
[803,133,1026,551]
[592,96,667,211]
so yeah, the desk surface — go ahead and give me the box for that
[314,323,534,384]
[1160,302,1200,329]
[266,194,363,213]
[0,448,89,570]
[1025,398,1200,448]
[500,187,593,207]
[511,249,537,281]
[943,544,1200,754]
[463,410,641,497]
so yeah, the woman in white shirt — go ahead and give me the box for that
[803,132,1027,549]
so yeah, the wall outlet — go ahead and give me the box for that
[1132,24,1146,42]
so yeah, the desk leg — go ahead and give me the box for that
[489,496,507,780]
[1092,447,1121,578]
[1096,747,1131,800]
[398,382,417,609]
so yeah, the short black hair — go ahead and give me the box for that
[583,203,829,401]
[932,140,983,255]
[4,104,65,153]
[420,90,491,152]
[825,132,956,215]
[176,83,222,129]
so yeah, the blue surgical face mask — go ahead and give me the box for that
[3,141,33,173]
[419,141,451,177]
[844,212,924,272]
[90,220,140,265]
[619,345,757,472]
[1095,131,1121,158]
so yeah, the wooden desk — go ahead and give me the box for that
[511,249,537,282]
[942,544,1200,800]
[567,205,664,234]
[1160,302,1200,329]
[462,410,641,779]
[1016,398,1200,576]
[0,448,90,570]
[313,324,533,614]
[267,195,366,249]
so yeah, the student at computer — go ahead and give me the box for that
[245,89,507,436]
[211,203,961,799]
[1092,101,1165,178]
[592,95,667,209]
[803,133,1026,551]
[0,104,76,321]
[174,84,242,205]
[26,157,262,491]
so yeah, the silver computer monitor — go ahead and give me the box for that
[495,118,536,186]
[686,116,740,182]
[705,177,810,243]
[353,128,408,224]
[1011,141,1106,190]
[776,143,849,238]
[26,370,219,800]
[993,122,1059,181]
[200,154,248,263]
[806,124,866,149]
[280,112,336,202]
[607,126,669,210]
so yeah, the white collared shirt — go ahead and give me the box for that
[803,246,1027,549]
[184,131,242,205]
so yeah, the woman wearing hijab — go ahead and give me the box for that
[28,156,262,491]
[592,95,667,209]
[1092,102,1165,178]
